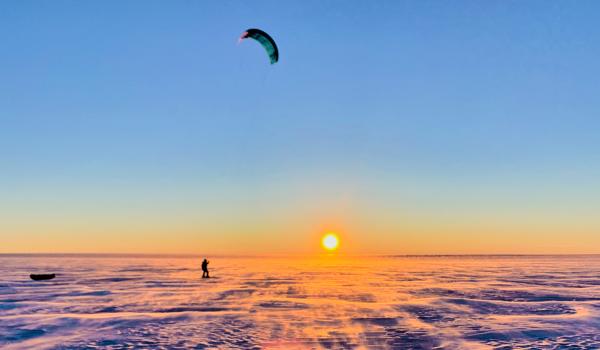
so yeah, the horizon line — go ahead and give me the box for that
[2,252,600,258]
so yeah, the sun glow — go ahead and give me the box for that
[322,233,339,251]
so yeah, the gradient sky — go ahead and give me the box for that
[1,1,599,254]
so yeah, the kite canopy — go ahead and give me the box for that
[240,28,279,64]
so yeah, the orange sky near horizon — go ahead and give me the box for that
[2,193,599,255]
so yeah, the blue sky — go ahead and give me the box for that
[1,1,599,253]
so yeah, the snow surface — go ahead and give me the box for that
[1,255,600,349]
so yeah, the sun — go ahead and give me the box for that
[321,233,339,251]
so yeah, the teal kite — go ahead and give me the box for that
[240,28,279,64]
